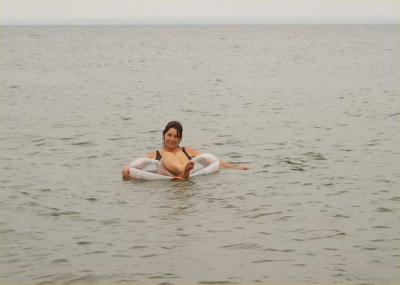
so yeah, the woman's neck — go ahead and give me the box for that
[163,145,180,152]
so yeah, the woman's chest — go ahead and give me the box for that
[172,151,190,164]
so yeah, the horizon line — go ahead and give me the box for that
[2,23,400,26]
[2,18,399,26]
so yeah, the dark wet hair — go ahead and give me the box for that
[162,121,183,139]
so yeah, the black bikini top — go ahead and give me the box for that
[155,147,192,161]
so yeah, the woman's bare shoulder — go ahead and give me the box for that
[146,151,157,159]
[185,147,201,157]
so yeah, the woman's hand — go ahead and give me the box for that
[237,165,249,170]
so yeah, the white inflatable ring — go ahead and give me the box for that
[129,153,220,180]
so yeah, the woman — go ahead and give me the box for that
[122,121,248,180]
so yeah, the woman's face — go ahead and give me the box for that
[163,128,181,149]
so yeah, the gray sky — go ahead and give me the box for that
[1,0,400,25]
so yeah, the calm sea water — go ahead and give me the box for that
[0,25,399,284]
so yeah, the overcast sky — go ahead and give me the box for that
[1,0,399,25]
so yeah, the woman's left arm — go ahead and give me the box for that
[219,161,249,170]
[186,147,248,170]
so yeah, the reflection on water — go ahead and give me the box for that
[1,25,399,284]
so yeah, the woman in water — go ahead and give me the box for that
[121,121,248,180]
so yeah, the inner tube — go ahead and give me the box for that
[129,153,220,180]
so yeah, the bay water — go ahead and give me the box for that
[0,25,399,284]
